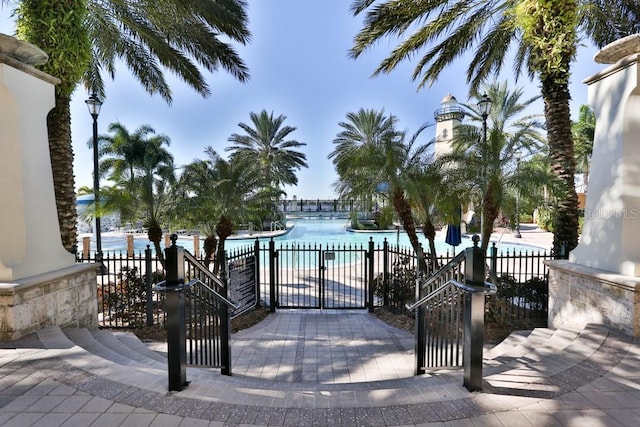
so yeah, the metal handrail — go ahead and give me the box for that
[449,279,497,295]
[419,250,465,290]
[405,279,496,311]
[153,278,239,310]
[187,278,240,310]
[183,249,226,289]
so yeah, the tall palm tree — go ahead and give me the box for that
[349,0,640,254]
[226,110,308,195]
[94,123,156,184]
[97,123,175,263]
[329,108,401,203]
[5,0,250,251]
[329,108,432,270]
[442,82,546,252]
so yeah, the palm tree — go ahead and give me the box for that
[572,105,595,189]
[349,0,640,254]
[177,148,256,273]
[226,110,308,194]
[5,0,250,251]
[95,123,158,185]
[329,108,432,270]
[442,82,546,252]
[405,158,471,265]
[329,108,401,204]
[97,123,175,263]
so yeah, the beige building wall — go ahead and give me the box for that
[0,36,75,282]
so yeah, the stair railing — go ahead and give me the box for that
[409,249,465,377]
[407,235,496,392]
[154,234,239,392]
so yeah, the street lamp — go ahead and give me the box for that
[85,93,104,266]
[477,93,492,242]
[513,150,522,238]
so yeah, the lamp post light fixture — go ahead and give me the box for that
[477,93,493,243]
[85,93,104,269]
[513,150,522,238]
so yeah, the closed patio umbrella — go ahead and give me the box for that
[445,224,462,247]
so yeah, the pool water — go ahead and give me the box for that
[81,218,545,255]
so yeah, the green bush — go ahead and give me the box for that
[537,208,554,231]
[519,213,533,224]
[374,256,416,314]
[377,205,394,229]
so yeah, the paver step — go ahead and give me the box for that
[7,317,636,420]
[484,329,532,360]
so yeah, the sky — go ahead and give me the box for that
[0,2,604,200]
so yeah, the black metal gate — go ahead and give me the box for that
[270,241,370,309]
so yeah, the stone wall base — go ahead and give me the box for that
[546,260,640,337]
[0,263,98,340]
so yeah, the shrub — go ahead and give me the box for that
[537,207,554,231]
[374,255,416,314]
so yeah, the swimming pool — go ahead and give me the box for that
[80,217,546,255]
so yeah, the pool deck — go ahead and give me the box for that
[486,223,554,251]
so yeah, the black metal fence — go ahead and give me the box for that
[79,239,556,330]
[77,247,166,328]
[78,243,256,328]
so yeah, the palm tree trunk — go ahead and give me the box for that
[147,219,165,267]
[203,234,218,267]
[214,215,234,275]
[47,92,79,252]
[541,78,580,254]
[18,0,90,253]
[392,189,427,271]
[421,220,439,270]
[481,193,500,254]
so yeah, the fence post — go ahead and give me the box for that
[220,251,233,376]
[161,234,189,391]
[254,238,261,309]
[368,238,375,313]
[463,235,487,392]
[269,238,276,312]
[145,245,153,326]
[415,248,427,375]
[490,242,498,285]
[383,238,389,307]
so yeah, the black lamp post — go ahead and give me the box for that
[514,150,522,238]
[85,93,103,264]
[477,93,493,241]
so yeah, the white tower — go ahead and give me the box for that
[434,94,465,159]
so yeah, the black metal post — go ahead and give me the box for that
[463,235,486,392]
[269,238,276,312]
[514,154,522,238]
[145,245,153,326]
[319,246,325,309]
[91,112,102,262]
[219,252,232,376]
[367,238,374,313]
[415,250,427,375]
[382,238,389,308]
[164,235,188,391]
[490,242,498,286]
[480,116,487,240]
[254,238,261,309]
[477,93,492,248]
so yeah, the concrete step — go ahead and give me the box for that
[36,326,168,393]
[484,329,532,360]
